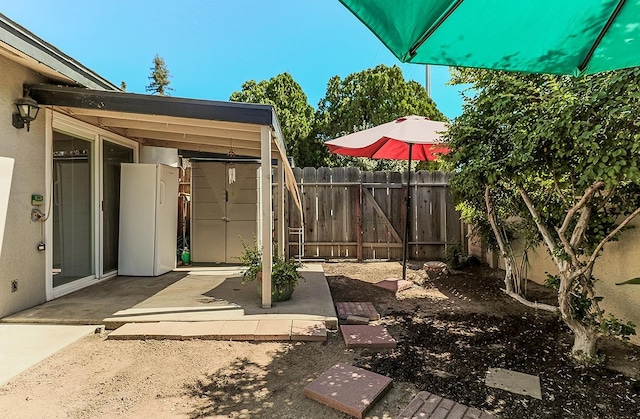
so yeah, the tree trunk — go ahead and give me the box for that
[557,271,599,359]
[484,185,515,294]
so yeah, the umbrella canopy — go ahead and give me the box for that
[338,0,640,76]
[325,115,449,280]
[325,116,449,161]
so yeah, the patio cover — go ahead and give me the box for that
[28,83,302,214]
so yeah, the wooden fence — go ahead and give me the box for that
[285,167,464,261]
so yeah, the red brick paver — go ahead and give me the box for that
[340,325,397,349]
[397,391,495,419]
[304,363,393,419]
[335,302,380,321]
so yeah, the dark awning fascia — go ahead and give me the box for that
[29,83,276,126]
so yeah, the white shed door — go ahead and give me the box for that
[191,161,258,263]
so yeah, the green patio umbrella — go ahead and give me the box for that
[339,0,640,76]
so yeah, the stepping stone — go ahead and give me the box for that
[182,321,225,340]
[291,320,327,341]
[485,368,542,400]
[304,363,392,419]
[397,391,495,419]
[335,302,380,321]
[344,315,369,325]
[217,320,259,341]
[374,278,414,293]
[107,322,185,340]
[255,319,292,341]
[340,325,397,349]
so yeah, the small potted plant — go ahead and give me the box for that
[239,239,302,302]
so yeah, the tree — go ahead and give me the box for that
[120,81,127,91]
[230,73,326,167]
[315,64,446,170]
[446,68,639,361]
[146,54,172,96]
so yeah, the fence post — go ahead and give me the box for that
[356,182,363,261]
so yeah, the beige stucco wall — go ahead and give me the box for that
[0,54,48,317]
[472,220,640,346]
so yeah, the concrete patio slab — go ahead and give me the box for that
[304,363,392,419]
[335,302,380,321]
[340,325,397,349]
[396,391,495,419]
[1,264,338,330]
[255,319,292,341]
[0,324,97,386]
[485,368,542,400]
[291,320,327,341]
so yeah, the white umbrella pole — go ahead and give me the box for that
[402,143,413,281]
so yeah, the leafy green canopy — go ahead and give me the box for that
[445,68,640,355]
[315,64,446,170]
[230,73,326,168]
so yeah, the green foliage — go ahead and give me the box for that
[446,67,640,357]
[544,273,560,290]
[315,64,446,170]
[445,243,466,269]
[146,54,172,96]
[599,315,636,341]
[230,73,326,168]
[238,238,303,294]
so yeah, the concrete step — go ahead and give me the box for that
[106,319,327,342]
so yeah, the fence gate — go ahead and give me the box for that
[287,167,464,261]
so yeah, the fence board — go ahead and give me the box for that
[302,167,318,258]
[389,171,404,260]
[316,167,333,257]
[346,167,361,260]
[331,167,347,257]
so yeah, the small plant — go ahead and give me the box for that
[238,238,303,300]
[445,243,467,269]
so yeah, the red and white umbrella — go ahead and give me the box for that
[325,115,449,160]
[325,115,449,280]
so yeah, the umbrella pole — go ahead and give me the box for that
[402,143,413,281]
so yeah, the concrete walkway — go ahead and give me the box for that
[0,324,97,386]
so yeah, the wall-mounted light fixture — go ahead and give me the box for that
[12,89,40,132]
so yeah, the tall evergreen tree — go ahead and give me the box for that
[146,54,172,96]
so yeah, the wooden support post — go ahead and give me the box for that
[277,159,285,258]
[260,126,272,308]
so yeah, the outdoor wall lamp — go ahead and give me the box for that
[12,90,40,132]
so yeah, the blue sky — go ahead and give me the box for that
[2,1,464,119]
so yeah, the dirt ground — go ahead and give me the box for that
[1,261,639,418]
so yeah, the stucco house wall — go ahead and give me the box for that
[469,220,640,346]
[0,53,48,317]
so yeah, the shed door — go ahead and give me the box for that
[191,161,258,263]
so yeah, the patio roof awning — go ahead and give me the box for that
[29,83,302,214]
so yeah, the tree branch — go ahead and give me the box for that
[518,185,560,266]
[558,181,604,237]
[582,206,640,274]
[503,289,559,312]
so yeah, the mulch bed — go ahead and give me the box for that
[326,264,640,418]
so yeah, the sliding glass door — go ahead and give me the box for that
[52,131,94,287]
[49,114,138,298]
[102,141,134,274]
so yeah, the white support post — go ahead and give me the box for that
[277,159,285,258]
[260,126,273,308]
